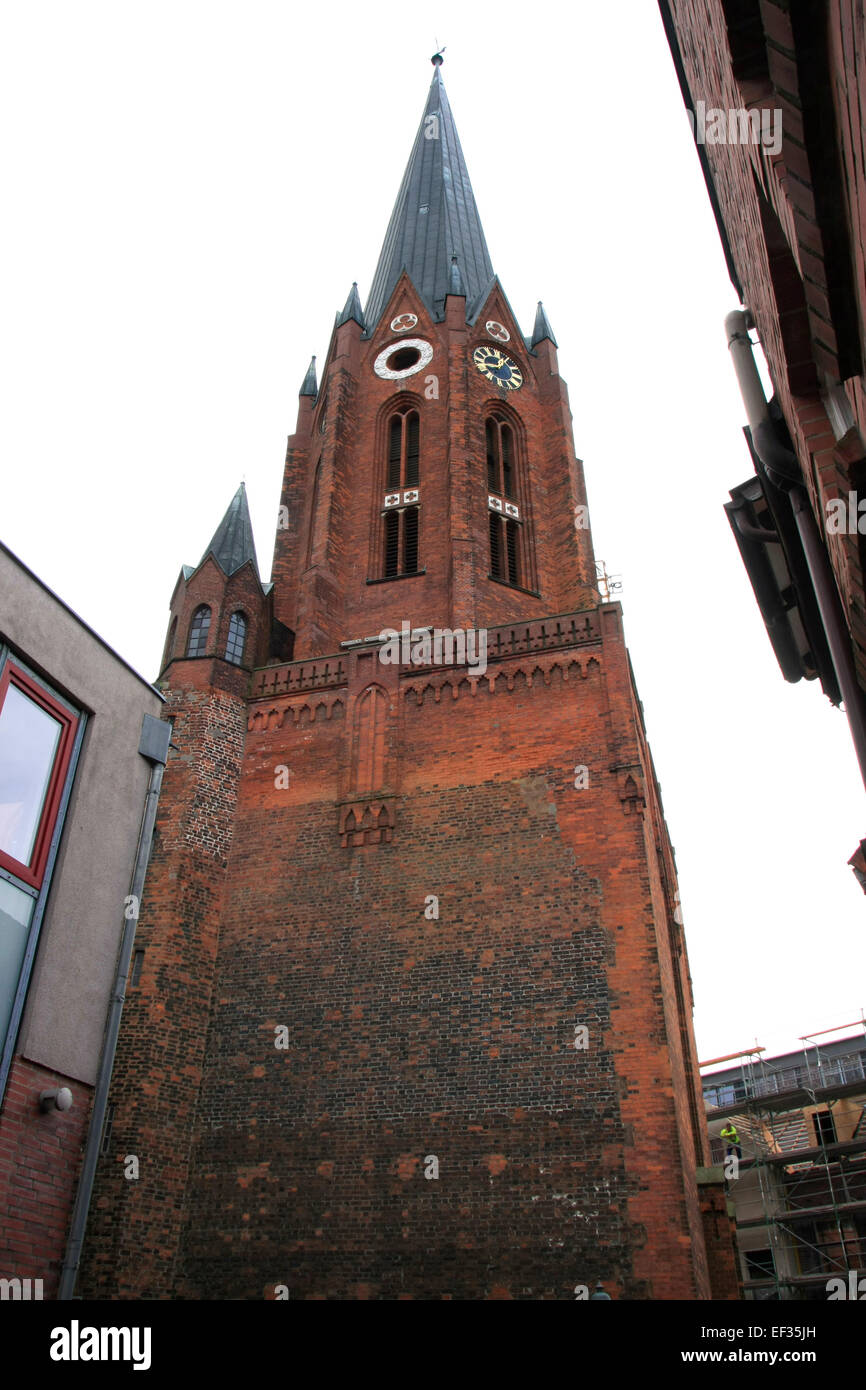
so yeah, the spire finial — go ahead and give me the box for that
[431,46,445,68]
[299,355,318,397]
[337,283,365,330]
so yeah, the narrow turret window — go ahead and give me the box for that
[187,606,211,657]
[225,612,247,666]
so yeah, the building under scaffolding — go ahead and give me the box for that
[702,1028,866,1300]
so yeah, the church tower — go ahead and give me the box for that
[79,56,720,1300]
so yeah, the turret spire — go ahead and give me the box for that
[364,62,494,332]
[299,355,318,397]
[337,282,365,330]
[531,301,558,349]
[201,482,258,577]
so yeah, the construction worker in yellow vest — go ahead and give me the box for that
[720,1119,742,1159]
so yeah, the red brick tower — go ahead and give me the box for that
[79,56,715,1300]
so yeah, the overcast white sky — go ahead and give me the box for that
[1,1,863,1068]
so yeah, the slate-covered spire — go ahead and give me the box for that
[531,301,558,348]
[299,355,318,396]
[364,56,494,333]
[337,282,365,329]
[201,482,259,577]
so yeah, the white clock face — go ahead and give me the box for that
[390,313,418,333]
[485,320,510,343]
[374,338,433,380]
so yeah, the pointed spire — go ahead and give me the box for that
[201,483,259,577]
[299,355,318,397]
[448,254,464,296]
[531,301,558,349]
[364,62,494,333]
[337,282,365,329]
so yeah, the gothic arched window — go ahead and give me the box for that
[486,414,530,590]
[225,612,247,666]
[486,417,515,498]
[381,408,421,578]
[186,605,211,657]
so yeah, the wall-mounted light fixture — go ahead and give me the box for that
[39,1087,73,1114]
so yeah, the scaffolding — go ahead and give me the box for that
[702,1021,866,1300]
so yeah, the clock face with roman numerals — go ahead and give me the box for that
[472,345,523,390]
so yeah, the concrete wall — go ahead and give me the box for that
[0,544,163,1085]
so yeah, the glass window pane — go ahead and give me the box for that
[0,685,63,865]
[0,876,36,1044]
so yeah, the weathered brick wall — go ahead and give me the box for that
[167,612,709,1299]
[0,1058,91,1299]
[79,197,709,1297]
[699,1177,742,1300]
[77,678,247,1298]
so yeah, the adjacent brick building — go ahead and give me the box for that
[78,56,728,1300]
[659,1,866,879]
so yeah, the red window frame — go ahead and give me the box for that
[0,663,78,890]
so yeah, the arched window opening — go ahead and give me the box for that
[501,425,514,498]
[486,420,497,491]
[380,407,422,579]
[485,412,531,591]
[387,416,402,489]
[225,612,247,666]
[486,416,515,499]
[406,414,420,487]
[186,606,211,657]
[386,409,420,489]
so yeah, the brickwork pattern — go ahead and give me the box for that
[0,1057,92,1299]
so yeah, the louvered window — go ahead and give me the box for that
[403,507,419,573]
[486,415,529,590]
[387,416,402,489]
[406,414,420,487]
[486,419,497,491]
[384,511,400,577]
[381,409,422,578]
[187,606,211,657]
[489,512,502,581]
[501,426,514,498]
[487,417,515,498]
